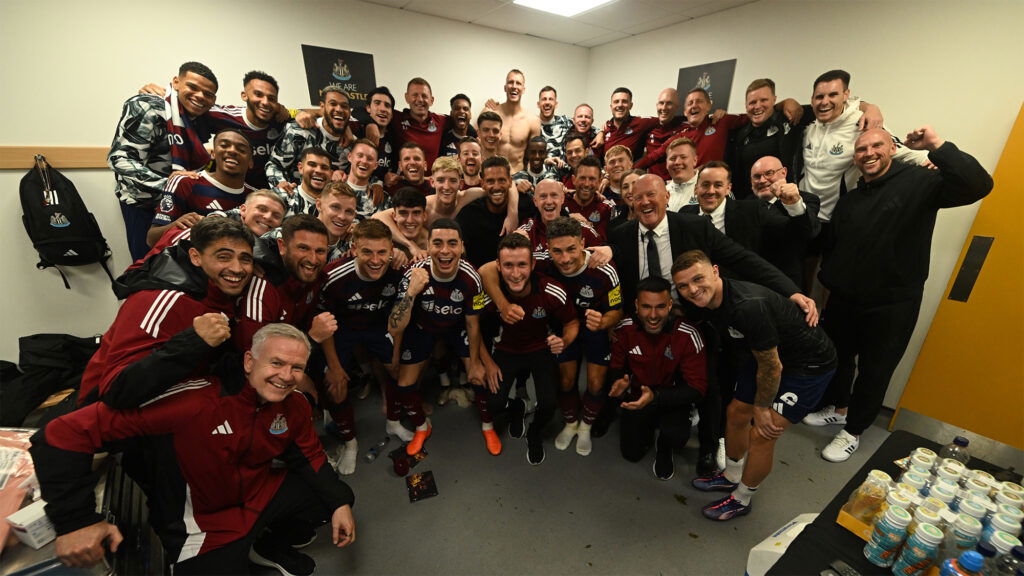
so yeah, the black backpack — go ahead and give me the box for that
[20,154,115,289]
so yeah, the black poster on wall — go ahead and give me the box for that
[301,44,376,123]
[676,59,737,110]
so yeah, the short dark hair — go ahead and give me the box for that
[671,249,712,275]
[179,62,218,90]
[539,86,557,97]
[191,216,253,252]
[477,110,503,127]
[686,88,711,103]
[497,232,532,254]
[612,87,632,99]
[399,141,425,156]
[546,216,581,241]
[528,136,547,147]
[450,93,471,108]
[481,155,511,176]
[213,128,252,148]
[430,218,463,240]
[699,160,732,180]
[281,213,328,244]
[367,86,395,109]
[392,187,427,209]
[813,69,851,90]
[242,70,278,92]
[457,137,480,153]
[636,275,672,296]
[298,146,331,164]
[320,85,349,102]
[576,155,601,174]
[563,132,586,148]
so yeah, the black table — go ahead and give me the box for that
[768,430,1012,575]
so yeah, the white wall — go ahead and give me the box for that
[0,0,589,362]
[587,0,1024,406]
[2,0,1021,409]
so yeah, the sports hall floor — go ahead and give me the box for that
[282,380,891,576]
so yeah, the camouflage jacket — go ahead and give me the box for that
[107,93,171,206]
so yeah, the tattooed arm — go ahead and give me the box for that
[751,347,785,439]
[388,267,429,342]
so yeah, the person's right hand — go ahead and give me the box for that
[499,303,525,325]
[56,521,122,568]
[277,182,297,196]
[194,313,230,347]
[139,83,165,97]
[172,212,203,231]
[608,375,630,398]
[325,366,350,404]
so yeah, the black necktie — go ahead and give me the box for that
[645,230,661,279]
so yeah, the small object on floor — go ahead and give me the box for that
[385,419,415,442]
[388,445,427,470]
[575,422,593,456]
[802,405,847,426]
[654,449,674,481]
[554,421,579,451]
[364,436,391,463]
[527,442,545,465]
[702,495,751,521]
[696,451,718,477]
[692,472,739,492]
[437,387,452,406]
[337,439,358,476]
[406,421,432,455]
[509,399,527,439]
[451,386,474,408]
[822,430,860,463]
[406,470,439,502]
[482,428,502,455]
[393,456,410,476]
[250,535,316,576]
[716,437,726,471]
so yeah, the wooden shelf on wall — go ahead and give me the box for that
[0,146,109,170]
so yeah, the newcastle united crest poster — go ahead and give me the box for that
[676,59,737,110]
[301,44,377,124]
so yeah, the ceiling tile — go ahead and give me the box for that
[621,15,692,35]
[360,0,414,8]
[472,4,611,44]
[404,0,507,23]
[637,0,713,14]
[570,0,672,30]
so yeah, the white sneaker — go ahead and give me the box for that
[715,437,726,471]
[554,421,579,451]
[575,422,593,456]
[822,430,860,463]
[803,406,847,427]
[386,419,415,442]
[337,439,358,475]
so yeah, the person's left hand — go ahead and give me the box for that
[621,386,653,410]
[308,312,338,344]
[753,406,784,439]
[331,505,356,547]
[790,293,818,327]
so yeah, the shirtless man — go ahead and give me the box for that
[494,69,541,172]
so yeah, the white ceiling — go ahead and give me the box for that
[357,0,757,47]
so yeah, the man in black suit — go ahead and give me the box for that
[750,156,821,289]
[590,174,817,474]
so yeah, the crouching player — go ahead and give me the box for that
[673,250,836,520]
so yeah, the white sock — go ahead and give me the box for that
[731,482,758,505]
[338,439,358,475]
[416,418,430,432]
[723,456,746,483]
[481,422,494,431]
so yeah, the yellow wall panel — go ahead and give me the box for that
[896,104,1024,448]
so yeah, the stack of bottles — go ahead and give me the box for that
[839,437,1024,575]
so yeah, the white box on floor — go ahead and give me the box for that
[745,512,818,576]
[6,498,56,549]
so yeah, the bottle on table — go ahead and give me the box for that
[893,522,944,575]
[939,436,971,466]
[844,469,892,524]
[943,514,984,562]
[992,546,1024,575]
[864,504,912,567]
[940,550,985,575]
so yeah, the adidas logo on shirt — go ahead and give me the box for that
[629,346,643,356]
[206,200,223,211]
[63,249,79,257]
[350,292,362,301]
[211,420,234,435]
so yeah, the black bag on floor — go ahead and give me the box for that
[0,333,100,426]
[20,154,115,289]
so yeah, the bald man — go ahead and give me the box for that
[634,88,688,180]
[749,156,821,288]
[810,126,992,463]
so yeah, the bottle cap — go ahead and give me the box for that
[959,550,983,571]
[953,436,969,447]
[886,505,912,527]
[992,513,1022,535]
[991,530,1024,556]
[915,522,943,545]
[1013,545,1024,561]
[976,540,997,558]
[997,489,1024,509]
[958,498,988,520]
[954,513,982,535]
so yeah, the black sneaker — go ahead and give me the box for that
[654,449,674,480]
[696,451,718,477]
[250,537,316,576]
[509,398,527,439]
[282,525,317,549]
[527,442,545,465]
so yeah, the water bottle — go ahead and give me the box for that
[983,516,1023,546]
[992,546,1024,575]
[943,513,983,562]
[976,541,999,573]
[364,436,390,462]
[894,522,944,575]
[864,504,911,567]
[940,550,985,575]
[940,436,972,466]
